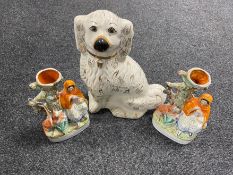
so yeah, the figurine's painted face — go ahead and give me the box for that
[67,85,74,92]
[74,10,134,59]
[200,99,209,106]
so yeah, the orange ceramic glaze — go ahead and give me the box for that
[183,93,213,126]
[42,118,53,131]
[38,69,60,84]
[157,104,176,115]
[59,80,85,109]
[51,111,65,124]
[42,111,66,131]
[190,70,209,85]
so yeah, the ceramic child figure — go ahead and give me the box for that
[28,68,89,142]
[177,93,213,135]
[74,10,166,119]
[152,67,213,144]
[59,80,89,125]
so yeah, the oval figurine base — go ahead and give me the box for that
[152,112,196,145]
[44,115,90,143]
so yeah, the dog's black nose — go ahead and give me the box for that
[94,38,109,52]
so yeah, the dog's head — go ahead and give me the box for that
[74,10,134,61]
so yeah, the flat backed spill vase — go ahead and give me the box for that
[152,67,213,144]
[28,68,89,142]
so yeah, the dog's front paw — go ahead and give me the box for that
[89,100,101,113]
[110,108,145,119]
[88,92,101,113]
[111,108,126,118]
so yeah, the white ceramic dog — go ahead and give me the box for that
[74,10,166,119]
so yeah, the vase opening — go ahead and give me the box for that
[190,69,209,85]
[37,69,60,85]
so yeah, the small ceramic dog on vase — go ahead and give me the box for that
[74,10,166,119]
[152,67,213,144]
[28,68,89,142]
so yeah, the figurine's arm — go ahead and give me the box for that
[187,106,201,116]
[195,112,205,125]
[70,95,87,104]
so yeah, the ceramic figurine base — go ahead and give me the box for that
[152,112,196,144]
[45,116,90,142]
[28,68,89,142]
[152,67,213,144]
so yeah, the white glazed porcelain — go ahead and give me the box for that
[74,10,166,119]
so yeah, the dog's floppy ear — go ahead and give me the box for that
[118,19,134,60]
[74,15,87,54]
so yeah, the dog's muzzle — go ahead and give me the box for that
[87,49,117,60]
[94,38,109,52]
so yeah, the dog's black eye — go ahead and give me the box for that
[89,26,97,32]
[108,27,117,34]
